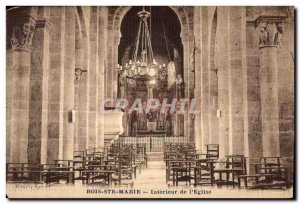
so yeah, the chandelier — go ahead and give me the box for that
[117,7,167,86]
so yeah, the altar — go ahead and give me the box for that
[147,121,157,132]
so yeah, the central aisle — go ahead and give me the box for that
[134,152,167,188]
[134,161,167,187]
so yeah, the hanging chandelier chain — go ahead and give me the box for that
[145,21,154,63]
[118,8,164,80]
[144,19,148,64]
[133,19,142,62]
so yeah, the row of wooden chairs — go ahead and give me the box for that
[164,144,291,189]
[7,143,148,187]
[6,162,75,184]
[238,157,291,189]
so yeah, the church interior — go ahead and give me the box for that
[6,6,294,193]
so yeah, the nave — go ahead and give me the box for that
[6,6,294,199]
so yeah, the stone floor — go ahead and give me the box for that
[134,160,167,188]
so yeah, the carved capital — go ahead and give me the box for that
[255,16,286,49]
[11,15,36,52]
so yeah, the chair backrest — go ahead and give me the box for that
[225,155,247,175]
[206,144,219,160]
[260,157,282,167]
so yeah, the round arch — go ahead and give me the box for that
[111,6,190,41]
[106,6,193,140]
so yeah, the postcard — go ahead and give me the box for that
[6,6,295,199]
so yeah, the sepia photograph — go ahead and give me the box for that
[5,4,295,199]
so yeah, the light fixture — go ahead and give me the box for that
[117,7,167,84]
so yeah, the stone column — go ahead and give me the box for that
[245,21,263,173]
[87,7,99,149]
[74,79,79,152]
[77,36,89,151]
[77,9,89,151]
[200,7,210,150]
[208,12,219,144]
[28,10,53,164]
[73,21,83,152]
[47,7,65,163]
[228,7,246,155]
[74,67,88,151]
[78,71,88,150]
[105,28,113,99]
[255,16,285,157]
[182,34,190,140]
[216,7,230,158]
[193,7,202,150]
[97,7,108,148]
[10,13,36,163]
[62,7,76,160]
[112,33,120,99]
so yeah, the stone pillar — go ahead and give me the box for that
[77,36,89,151]
[105,28,113,99]
[74,67,88,151]
[28,9,53,164]
[10,13,36,163]
[78,71,88,150]
[97,7,108,148]
[47,7,65,163]
[182,34,190,140]
[77,9,89,151]
[216,7,230,158]
[87,7,99,149]
[255,16,285,157]
[245,21,263,173]
[193,6,202,149]
[112,33,120,99]
[277,10,294,174]
[74,79,79,152]
[74,21,83,151]
[62,7,76,160]
[200,7,210,150]
[208,12,219,144]
[228,7,246,155]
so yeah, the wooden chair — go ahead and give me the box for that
[170,160,195,186]
[6,163,43,182]
[43,161,74,184]
[239,156,290,189]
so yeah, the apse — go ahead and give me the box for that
[117,6,184,137]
